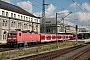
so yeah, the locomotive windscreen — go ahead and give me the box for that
[8,33,17,36]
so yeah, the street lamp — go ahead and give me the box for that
[56,12,72,48]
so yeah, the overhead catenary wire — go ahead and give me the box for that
[72,0,90,19]
[77,0,90,27]
[77,0,90,17]
[72,0,90,30]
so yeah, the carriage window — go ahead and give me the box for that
[58,36,61,38]
[47,36,51,38]
[42,36,45,39]
[48,36,51,38]
[52,36,55,38]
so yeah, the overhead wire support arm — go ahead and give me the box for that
[59,12,72,24]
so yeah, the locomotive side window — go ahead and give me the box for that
[19,33,21,36]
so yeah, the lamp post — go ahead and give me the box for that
[56,12,72,48]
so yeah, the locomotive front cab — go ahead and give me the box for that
[7,31,22,47]
[7,31,17,43]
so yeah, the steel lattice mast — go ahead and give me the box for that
[42,0,49,33]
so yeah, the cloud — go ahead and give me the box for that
[76,12,90,22]
[81,2,90,12]
[17,1,32,13]
[69,2,90,30]
[34,4,56,18]
[1,0,11,3]
[33,12,42,17]
[45,4,56,17]
[69,2,90,21]
[57,10,72,18]
[69,2,80,9]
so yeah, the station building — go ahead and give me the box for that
[40,18,76,34]
[41,18,90,39]
[0,1,40,43]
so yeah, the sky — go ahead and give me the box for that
[1,0,90,31]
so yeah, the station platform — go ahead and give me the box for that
[69,39,90,43]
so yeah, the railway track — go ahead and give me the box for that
[0,44,15,52]
[12,44,86,60]
[0,41,58,52]
[66,44,90,60]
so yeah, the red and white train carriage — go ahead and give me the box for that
[7,31,75,47]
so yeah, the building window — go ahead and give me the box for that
[2,20,5,26]
[24,16,25,20]
[3,31,7,40]
[5,21,7,26]
[29,25,31,29]
[21,15,23,20]
[24,23,27,28]
[14,14,16,18]
[37,19,38,23]
[26,17,28,21]
[2,11,5,16]
[2,19,7,26]
[18,22,22,28]
[60,26,64,32]
[13,21,16,28]
[34,19,36,22]
[11,13,13,18]
[47,28,50,33]
[11,21,16,27]
[18,15,20,19]
[36,25,38,32]
[31,18,32,22]
[11,21,13,27]
[6,12,8,17]
[29,17,30,22]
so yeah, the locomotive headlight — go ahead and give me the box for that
[8,38,11,39]
[13,38,16,39]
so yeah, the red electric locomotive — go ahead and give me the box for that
[7,31,40,47]
[7,31,75,47]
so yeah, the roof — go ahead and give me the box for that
[0,0,36,17]
[79,28,86,31]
